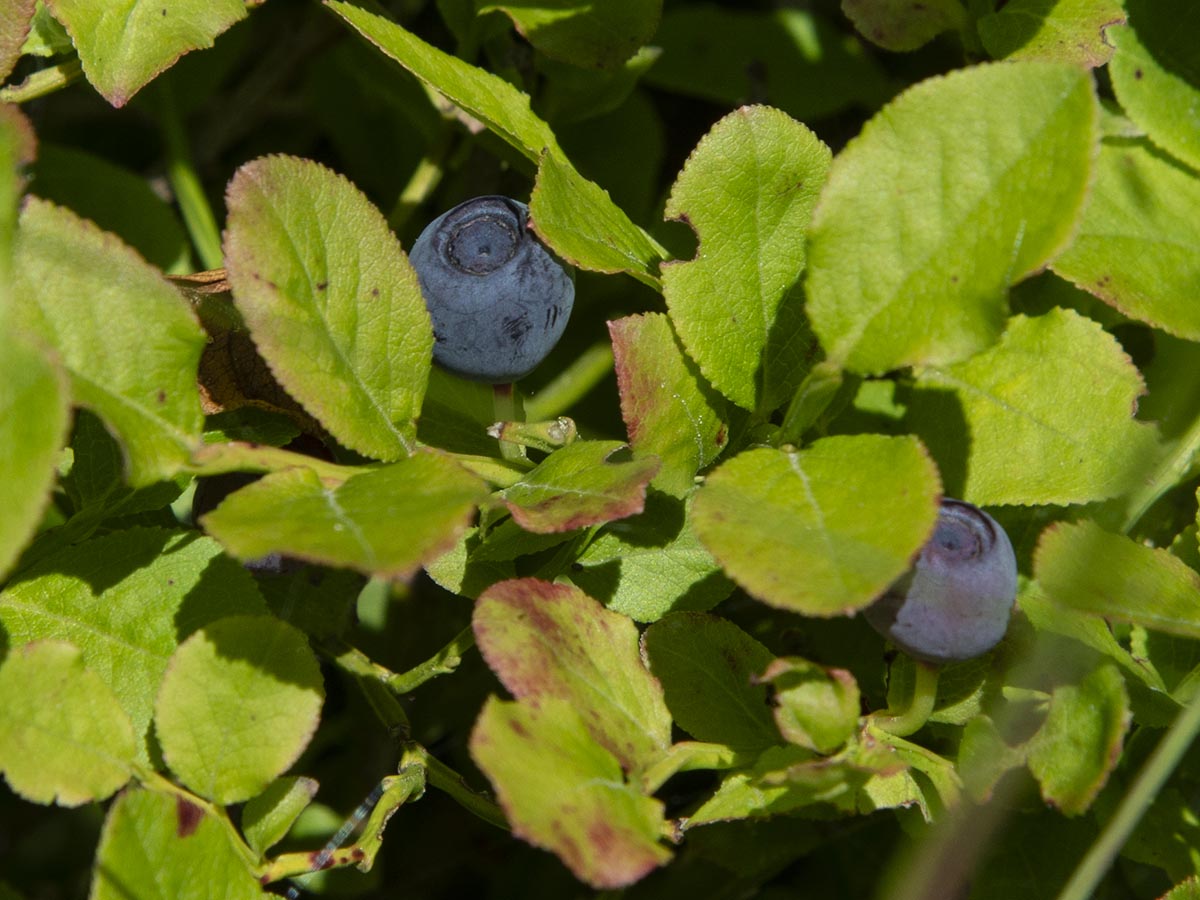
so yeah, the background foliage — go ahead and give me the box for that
[2,1,1200,898]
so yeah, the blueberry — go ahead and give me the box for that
[408,196,575,383]
[864,498,1017,664]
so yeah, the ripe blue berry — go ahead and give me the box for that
[864,499,1017,664]
[408,196,575,383]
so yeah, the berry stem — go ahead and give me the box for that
[492,382,528,462]
[523,342,615,421]
[871,660,940,737]
[155,79,224,270]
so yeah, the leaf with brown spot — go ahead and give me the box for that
[473,578,671,772]
[501,440,659,533]
[470,696,670,888]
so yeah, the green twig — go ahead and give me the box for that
[156,80,223,269]
[523,342,615,421]
[387,626,476,695]
[403,743,509,831]
[1055,694,1200,900]
[388,134,450,231]
[0,58,83,104]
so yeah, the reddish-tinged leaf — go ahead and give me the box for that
[0,0,36,82]
[501,440,660,533]
[473,578,671,771]
[470,696,670,888]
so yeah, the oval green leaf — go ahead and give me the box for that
[0,330,69,581]
[806,61,1097,375]
[92,789,263,900]
[1051,138,1200,341]
[470,696,670,888]
[46,0,246,107]
[641,613,779,752]
[692,436,941,616]
[473,578,671,771]
[1109,0,1200,172]
[0,527,267,763]
[200,452,487,579]
[155,615,324,804]
[908,310,1159,506]
[501,440,659,533]
[662,105,830,412]
[978,0,1124,67]
[609,313,728,498]
[13,198,206,485]
[1036,520,1200,639]
[841,0,964,51]
[224,155,432,461]
[0,640,135,806]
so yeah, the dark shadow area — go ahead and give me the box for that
[902,383,971,500]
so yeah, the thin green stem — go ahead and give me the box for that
[388,135,450,231]
[523,342,615,421]
[403,743,509,831]
[492,383,527,462]
[388,626,476,695]
[0,58,83,103]
[871,661,940,738]
[156,80,223,269]
[1056,694,1200,900]
[441,451,531,487]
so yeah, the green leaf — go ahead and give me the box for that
[529,150,664,286]
[0,330,69,581]
[200,453,487,578]
[806,62,1097,375]
[47,0,246,107]
[865,726,963,810]
[642,613,778,752]
[758,657,860,755]
[568,492,733,623]
[32,143,192,273]
[223,155,431,461]
[472,578,672,771]
[1109,0,1200,173]
[644,7,889,122]
[908,310,1159,505]
[1027,662,1130,815]
[12,198,206,485]
[692,436,941,616]
[470,696,670,888]
[1051,137,1200,341]
[0,527,268,762]
[841,0,964,51]
[1164,879,1200,900]
[688,742,902,826]
[1036,520,1200,639]
[425,526,516,599]
[417,368,498,457]
[0,640,135,806]
[978,0,1124,67]
[19,1,71,58]
[1116,786,1200,883]
[242,776,319,857]
[662,105,830,412]
[609,313,728,498]
[0,0,35,80]
[501,440,659,533]
[155,615,324,804]
[0,104,34,289]
[92,789,262,900]
[479,0,661,70]
[324,1,560,163]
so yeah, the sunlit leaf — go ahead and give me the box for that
[47,0,246,106]
[979,0,1124,67]
[841,0,964,51]
[692,436,940,616]
[470,696,670,888]
[663,105,829,412]
[155,615,324,804]
[224,155,431,460]
[806,62,1096,375]
[0,641,135,806]
[92,789,262,899]
[473,578,671,771]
